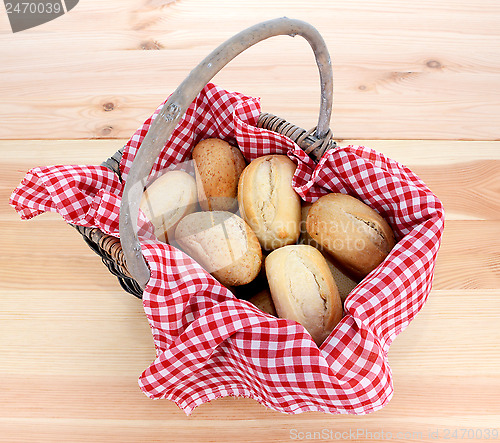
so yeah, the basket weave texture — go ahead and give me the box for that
[10,83,445,415]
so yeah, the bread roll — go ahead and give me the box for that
[265,245,343,346]
[300,203,358,302]
[174,211,262,286]
[238,155,301,250]
[139,170,197,243]
[248,289,277,317]
[300,203,321,250]
[192,138,247,212]
[306,193,395,280]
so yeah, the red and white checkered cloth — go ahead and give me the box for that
[10,83,445,415]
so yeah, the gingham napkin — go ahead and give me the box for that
[10,83,445,415]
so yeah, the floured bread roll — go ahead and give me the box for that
[238,155,301,250]
[139,170,197,243]
[306,193,396,280]
[192,138,247,212]
[265,245,343,346]
[174,211,262,286]
[300,203,358,302]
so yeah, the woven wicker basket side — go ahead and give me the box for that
[73,113,336,299]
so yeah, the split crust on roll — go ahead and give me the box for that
[238,155,301,251]
[265,245,343,346]
[306,193,396,280]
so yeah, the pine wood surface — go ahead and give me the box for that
[2,139,499,442]
[1,0,500,140]
[1,0,500,441]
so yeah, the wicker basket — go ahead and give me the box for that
[73,18,337,298]
[11,17,445,414]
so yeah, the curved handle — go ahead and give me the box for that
[120,17,334,289]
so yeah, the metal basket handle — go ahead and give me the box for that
[120,17,334,288]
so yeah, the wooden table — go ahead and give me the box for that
[1,1,499,442]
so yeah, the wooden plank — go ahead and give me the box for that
[2,395,499,443]
[0,288,497,377]
[0,292,155,376]
[1,218,499,291]
[3,139,500,221]
[0,288,498,441]
[0,374,497,422]
[0,219,127,291]
[433,221,500,290]
[341,141,500,221]
[1,0,499,140]
[2,140,499,290]
[2,138,499,169]
[2,0,500,36]
[1,137,499,439]
[388,290,500,376]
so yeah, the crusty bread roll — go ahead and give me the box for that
[174,211,262,287]
[300,203,321,250]
[248,288,277,317]
[265,245,343,346]
[306,193,396,280]
[238,155,301,250]
[139,170,197,243]
[192,138,247,212]
[300,203,358,302]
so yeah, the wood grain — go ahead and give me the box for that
[1,0,500,140]
[1,218,499,292]
[3,139,500,221]
[0,288,499,442]
[1,137,499,441]
[0,290,499,443]
[2,0,500,436]
[2,140,499,293]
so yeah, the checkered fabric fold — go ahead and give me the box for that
[10,83,445,415]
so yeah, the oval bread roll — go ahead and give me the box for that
[238,155,301,250]
[300,203,358,302]
[139,170,197,243]
[192,138,247,212]
[306,193,396,280]
[265,245,343,346]
[174,211,262,287]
